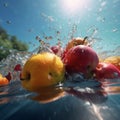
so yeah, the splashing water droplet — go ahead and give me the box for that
[0,50,33,81]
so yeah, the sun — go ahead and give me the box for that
[60,0,91,15]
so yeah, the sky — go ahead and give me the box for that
[0,0,120,54]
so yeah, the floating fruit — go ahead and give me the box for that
[65,37,89,52]
[0,73,9,86]
[104,56,120,70]
[94,62,120,80]
[21,52,65,92]
[63,45,99,78]
[62,37,89,60]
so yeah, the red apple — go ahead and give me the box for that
[104,56,120,71]
[94,62,120,80]
[63,45,99,77]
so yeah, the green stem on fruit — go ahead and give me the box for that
[83,36,88,44]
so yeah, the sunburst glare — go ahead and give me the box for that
[59,0,92,15]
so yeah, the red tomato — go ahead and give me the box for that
[63,45,99,77]
[94,62,120,80]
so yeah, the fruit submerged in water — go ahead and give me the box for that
[21,52,65,92]
[63,45,99,77]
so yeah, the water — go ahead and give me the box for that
[0,0,120,119]
[0,46,120,120]
[0,20,120,120]
[0,33,120,120]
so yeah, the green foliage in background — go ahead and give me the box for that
[0,26,29,61]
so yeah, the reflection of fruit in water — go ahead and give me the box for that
[0,73,9,86]
[32,86,65,104]
[21,52,65,92]
[104,56,120,70]
[63,45,99,78]
[105,86,120,95]
[0,97,9,104]
[94,62,120,80]
[65,87,107,104]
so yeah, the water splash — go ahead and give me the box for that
[0,50,32,81]
[0,22,120,107]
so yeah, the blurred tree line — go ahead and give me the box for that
[0,26,29,61]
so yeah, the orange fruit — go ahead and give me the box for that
[0,74,9,86]
[65,37,89,52]
[104,56,120,70]
[21,52,65,92]
[62,37,89,60]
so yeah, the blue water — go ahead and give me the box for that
[0,76,120,120]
